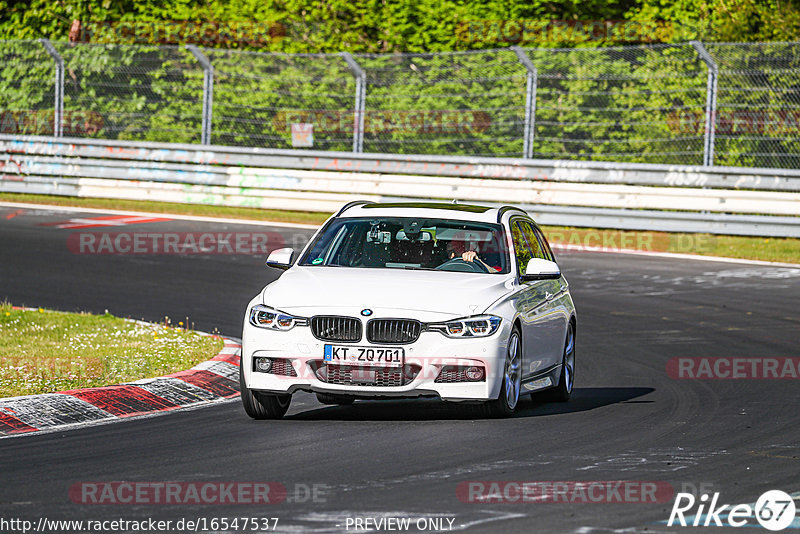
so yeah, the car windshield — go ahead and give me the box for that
[299,217,510,274]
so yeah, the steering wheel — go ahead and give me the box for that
[435,257,490,273]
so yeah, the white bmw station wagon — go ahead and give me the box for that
[241,202,576,419]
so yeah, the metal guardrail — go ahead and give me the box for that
[1,134,799,237]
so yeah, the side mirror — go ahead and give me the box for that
[265,247,294,270]
[521,258,561,282]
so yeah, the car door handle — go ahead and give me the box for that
[545,292,554,301]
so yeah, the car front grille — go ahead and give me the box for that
[327,365,403,387]
[310,316,362,342]
[366,319,422,344]
[315,364,421,387]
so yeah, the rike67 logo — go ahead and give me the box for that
[668,490,797,531]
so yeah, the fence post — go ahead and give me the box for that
[341,52,366,153]
[512,46,538,159]
[691,41,718,167]
[187,45,214,145]
[39,39,64,138]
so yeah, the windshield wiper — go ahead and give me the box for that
[401,266,438,271]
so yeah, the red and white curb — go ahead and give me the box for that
[0,338,241,438]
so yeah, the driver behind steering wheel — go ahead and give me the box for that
[447,239,498,272]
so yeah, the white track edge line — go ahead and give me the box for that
[0,201,320,229]
[551,243,800,268]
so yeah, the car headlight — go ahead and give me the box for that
[428,315,501,338]
[248,304,306,331]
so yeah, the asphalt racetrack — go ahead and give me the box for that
[1,204,799,533]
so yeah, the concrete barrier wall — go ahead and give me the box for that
[2,134,799,237]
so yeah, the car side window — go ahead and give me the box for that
[530,225,556,263]
[519,221,548,261]
[511,220,534,275]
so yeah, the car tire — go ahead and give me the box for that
[239,364,291,419]
[473,326,522,418]
[315,392,355,405]
[541,322,575,403]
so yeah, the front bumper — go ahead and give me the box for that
[242,321,510,402]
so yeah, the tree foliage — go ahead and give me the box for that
[3,0,798,52]
[0,0,798,167]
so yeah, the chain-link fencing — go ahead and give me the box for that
[0,40,56,135]
[707,42,800,169]
[1,39,798,168]
[355,49,528,157]
[527,43,709,165]
[207,49,356,150]
[50,43,205,143]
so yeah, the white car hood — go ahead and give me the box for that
[261,266,512,319]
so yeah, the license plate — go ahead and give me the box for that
[323,345,404,367]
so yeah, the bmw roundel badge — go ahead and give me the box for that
[361,309,373,317]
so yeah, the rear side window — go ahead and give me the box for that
[527,223,556,262]
[518,221,547,261]
[511,221,534,275]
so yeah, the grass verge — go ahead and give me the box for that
[543,227,800,264]
[0,303,224,398]
[1,192,797,264]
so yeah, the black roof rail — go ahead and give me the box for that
[335,200,374,216]
[496,205,527,223]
